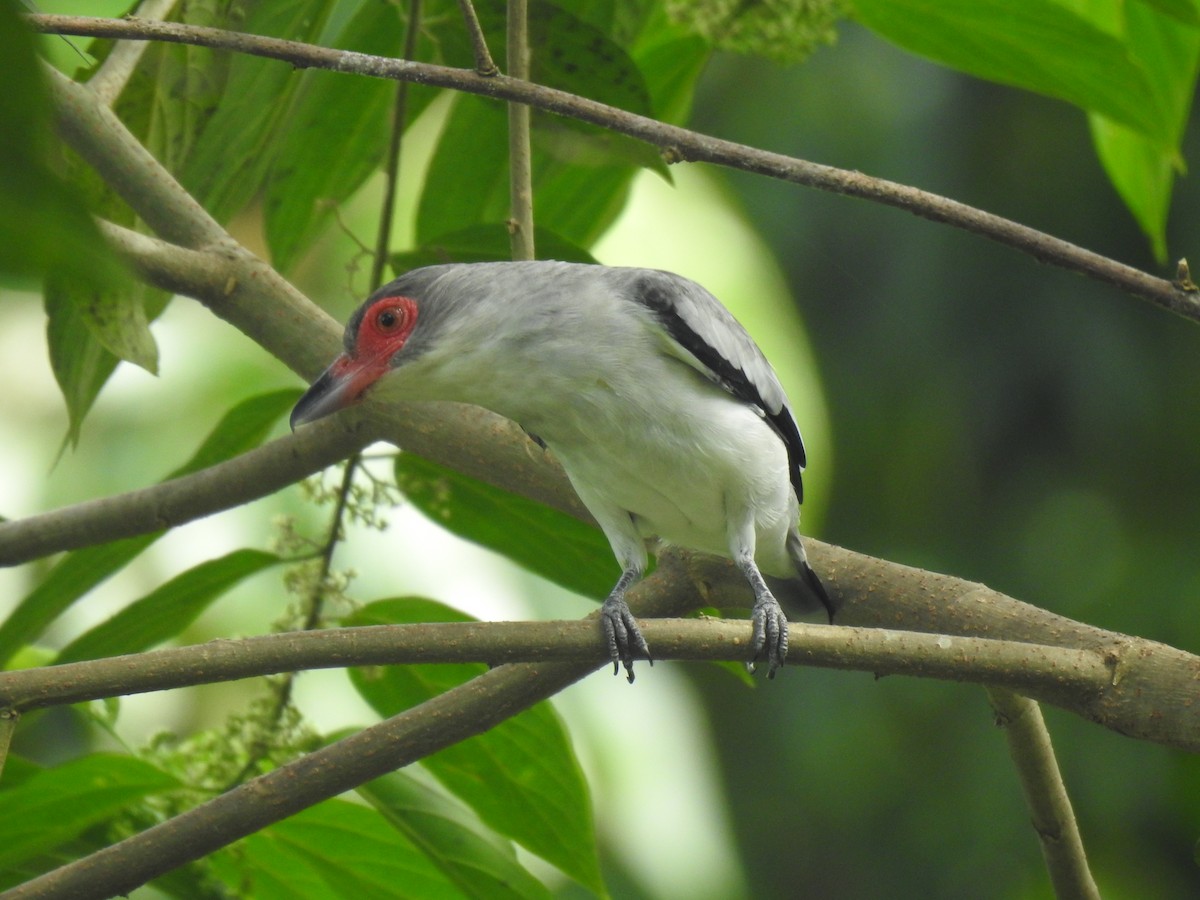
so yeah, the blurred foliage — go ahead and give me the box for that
[3,0,1200,897]
[0,1,125,289]
[665,0,843,65]
[693,21,1200,899]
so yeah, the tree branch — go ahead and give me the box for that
[0,567,1183,897]
[0,562,699,900]
[454,0,498,76]
[8,48,1194,755]
[987,688,1100,900]
[49,72,585,523]
[369,0,422,291]
[26,13,1200,323]
[0,564,1198,753]
[0,615,1100,712]
[87,0,177,105]
[0,415,376,566]
[506,0,535,260]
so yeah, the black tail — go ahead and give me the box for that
[783,531,839,622]
[801,559,837,623]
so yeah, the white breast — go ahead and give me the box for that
[522,346,799,578]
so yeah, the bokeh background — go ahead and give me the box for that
[3,10,1200,899]
[688,22,1200,899]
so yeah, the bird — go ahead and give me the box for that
[290,261,836,680]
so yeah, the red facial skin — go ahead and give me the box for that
[337,295,420,404]
[290,295,419,429]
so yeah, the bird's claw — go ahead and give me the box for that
[600,596,653,683]
[748,596,789,678]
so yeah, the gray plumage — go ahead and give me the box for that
[292,261,835,679]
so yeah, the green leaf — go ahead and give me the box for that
[630,28,710,125]
[0,390,301,667]
[415,95,509,244]
[38,5,232,433]
[44,282,170,447]
[44,284,121,449]
[1136,0,1200,27]
[1090,115,1175,261]
[209,799,463,900]
[55,549,282,664]
[347,599,603,894]
[64,279,159,374]
[1089,2,1200,260]
[360,772,552,900]
[394,453,616,601]
[852,0,1171,146]
[664,0,839,64]
[170,388,303,477]
[112,0,234,177]
[389,224,597,271]
[264,1,439,272]
[417,0,664,248]
[0,754,179,873]
[417,97,646,249]
[180,0,336,223]
[0,536,159,670]
[0,2,124,289]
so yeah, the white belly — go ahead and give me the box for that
[533,373,799,578]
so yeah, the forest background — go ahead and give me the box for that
[3,0,1200,897]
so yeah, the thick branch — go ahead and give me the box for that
[27,13,1200,322]
[0,564,1187,898]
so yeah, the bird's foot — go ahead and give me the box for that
[748,595,789,678]
[600,595,653,683]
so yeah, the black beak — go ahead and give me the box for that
[290,354,365,430]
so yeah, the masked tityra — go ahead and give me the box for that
[290,261,835,680]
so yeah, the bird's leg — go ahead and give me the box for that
[600,566,653,683]
[736,554,789,678]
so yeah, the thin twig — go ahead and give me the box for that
[987,688,1101,900]
[455,0,498,75]
[369,0,422,290]
[88,0,177,105]
[223,455,362,789]
[303,456,359,631]
[25,14,1200,323]
[0,415,376,566]
[506,0,535,260]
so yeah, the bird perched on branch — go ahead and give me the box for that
[291,261,835,680]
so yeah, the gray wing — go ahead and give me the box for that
[619,269,808,503]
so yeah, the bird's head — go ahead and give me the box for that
[290,261,587,431]
[289,288,422,430]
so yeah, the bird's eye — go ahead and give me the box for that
[376,307,403,331]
